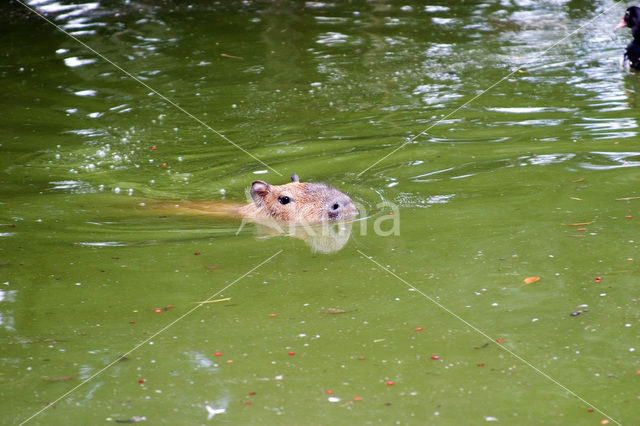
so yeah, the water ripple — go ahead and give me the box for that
[579,151,640,170]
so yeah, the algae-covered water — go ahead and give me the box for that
[1,0,639,424]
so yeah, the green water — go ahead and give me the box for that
[1,0,639,424]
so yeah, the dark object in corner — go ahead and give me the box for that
[617,6,640,70]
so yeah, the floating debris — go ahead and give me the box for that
[205,405,225,420]
[193,297,230,304]
[115,416,146,424]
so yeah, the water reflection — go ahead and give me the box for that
[622,72,640,109]
[247,219,354,254]
[19,0,638,197]
[575,116,638,139]
[579,151,640,170]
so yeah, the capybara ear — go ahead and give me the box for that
[250,181,271,204]
[291,173,300,183]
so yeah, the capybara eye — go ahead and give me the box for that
[278,196,291,205]
[332,203,339,210]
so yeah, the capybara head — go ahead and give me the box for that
[250,174,357,223]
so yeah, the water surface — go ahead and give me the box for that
[1,0,639,424]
